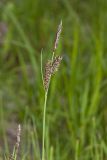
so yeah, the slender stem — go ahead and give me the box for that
[42,50,55,160]
[42,91,48,160]
[41,49,44,88]
[41,20,62,159]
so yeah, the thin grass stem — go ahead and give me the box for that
[41,49,44,89]
[42,91,48,160]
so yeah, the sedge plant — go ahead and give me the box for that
[41,21,62,160]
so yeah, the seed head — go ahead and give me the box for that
[43,60,52,91]
[53,20,62,52]
[15,124,21,153]
[8,125,21,160]
[43,21,62,91]
[51,56,62,74]
[43,56,62,91]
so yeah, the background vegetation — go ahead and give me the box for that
[0,0,107,159]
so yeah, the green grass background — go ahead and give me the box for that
[0,0,107,159]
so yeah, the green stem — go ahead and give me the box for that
[42,91,48,160]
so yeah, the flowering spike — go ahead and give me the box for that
[51,56,62,74]
[53,20,62,52]
[43,60,52,91]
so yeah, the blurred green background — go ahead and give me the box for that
[0,0,107,159]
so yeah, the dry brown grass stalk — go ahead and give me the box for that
[15,124,21,155]
[8,124,21,160]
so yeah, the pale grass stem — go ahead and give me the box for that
[9,124,21,160]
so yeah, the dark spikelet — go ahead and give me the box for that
[53,20,62,52]
[43,56,62,91]
[43,60,52,91]
[51,56,62,74]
